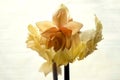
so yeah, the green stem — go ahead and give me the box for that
[64,63,70,80]
[52,62,58,80]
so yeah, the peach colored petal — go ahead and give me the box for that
[36,21,56,32]
[65,37,72,49]
[53,32,64,51]
[52,4,70,27]
[64,21,83,35]
[59,27,72,49]
[59,27,72,37]
[41,27,58,38]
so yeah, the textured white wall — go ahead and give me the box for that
[0,0,120,80]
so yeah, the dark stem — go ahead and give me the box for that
[64,63,70,80]
[52,62,58,80]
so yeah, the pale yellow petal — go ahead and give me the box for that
[27,24,53,61]
[94,15,103,43]
[39,62,52,76]
[80,29,96,42]
[28,24,39,35]
[73,42,87,60]
[52,4,70,27]
[67,41,87,62]
[72,33,80,45]
[36,21,56,32]
[69,33,81,61]
[95,15,103,32]
[78,15,103,60]
[64,21,83,35]
[26,35,48,61]
[57,66,62,75]
[53,50,69,66]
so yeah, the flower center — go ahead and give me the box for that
[42,27,72,52]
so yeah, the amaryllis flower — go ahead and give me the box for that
[26,4,103,76]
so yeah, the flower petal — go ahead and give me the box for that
[65,37,72,49]
[36,21,56,32]
[52,4,70,27]
[78,15,103,60]
[27,24,55,61]
[53,50,69,66]
[59,27,72,49]
[71,42,86,61]
[41,27,58,38]
[64,21,83,35]
[59,26,72,37]
[80,29,96,42]
[66,33,86,62]
[39,62,52,76]
[28,24,39,36]
[94,15,103,43]
[40,61,62,76]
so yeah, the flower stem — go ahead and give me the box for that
[64,63,70,80]
[52,62,58,80]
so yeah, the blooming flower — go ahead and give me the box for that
[26,4,102,75]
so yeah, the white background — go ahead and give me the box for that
[0,0,120,80]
